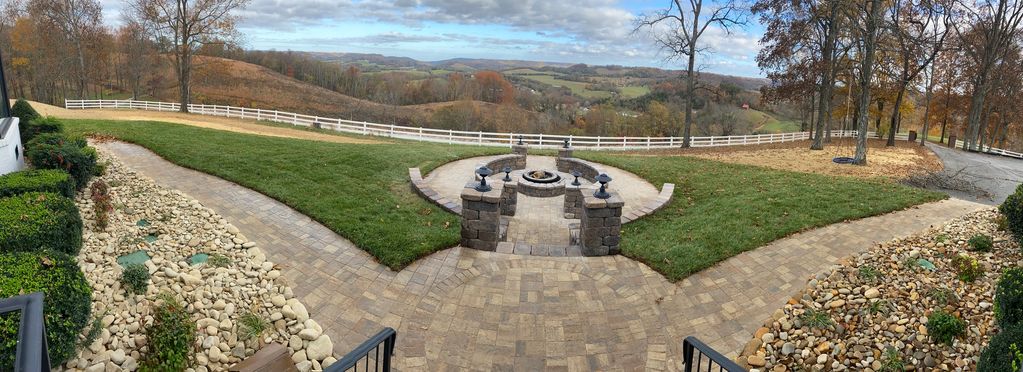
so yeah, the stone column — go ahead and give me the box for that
[500,181,518,216]
[563,184,583,219]
[512,144,528,156]
[558,146,574,159]
[460,182,503,251]
[580,191,623,256]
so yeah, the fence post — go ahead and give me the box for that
[390,125,395,137]
[448,129,453,144]
[363,122,367,135]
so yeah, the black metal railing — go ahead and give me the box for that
[325,327,397,372]
[0,292,50,372]
[682,336,746,372]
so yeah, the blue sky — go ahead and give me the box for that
[101,0,766,77]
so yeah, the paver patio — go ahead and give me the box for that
[96,141,986,370]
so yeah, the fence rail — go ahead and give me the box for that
[64,99,925,150]
[1,292,50,372]
[682,336,747,372]
[326,327,397,372]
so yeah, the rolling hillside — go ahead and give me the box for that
[155,56,540,127]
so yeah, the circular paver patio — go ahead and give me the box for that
[424,155,662,252]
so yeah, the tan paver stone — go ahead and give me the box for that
[97,141,986,370]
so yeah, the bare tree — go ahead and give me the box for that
[883,0,951,147]
[636,0,750,147]
[125,0,248,113]
[29,0,102,98]
[852,0,886,165]
[956,0,1023,151]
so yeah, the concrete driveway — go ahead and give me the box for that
[927,143,1023,205]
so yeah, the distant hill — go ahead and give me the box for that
[294,51,769,90]
[154,56,540,128]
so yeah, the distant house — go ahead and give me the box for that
[741,103,750,110]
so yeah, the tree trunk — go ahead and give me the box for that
[812,8,839,150]
[178,46,191,113]
[888,87,905,146]
[920,64,935,147]
[855,0,883,165]
[682,47,696,147]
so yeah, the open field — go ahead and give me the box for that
[627,138,944,180]
[66,118,943,280]
[506,69,650,99]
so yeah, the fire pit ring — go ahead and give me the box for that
[522,169,562,184]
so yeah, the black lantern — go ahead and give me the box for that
[0,47,10,117]
[563,138,570,149]
[517,135,524,146]
[475,166,493,192]
[593,173,612,199]
[502,166,512,182]
[570,170,582,186]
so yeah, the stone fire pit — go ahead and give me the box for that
[515,169,568,197]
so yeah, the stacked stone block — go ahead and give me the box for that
[558,147,574,159]
[556,157,600,182]
[579,191,623,256]
[484,154,527,173]
[563,184,584,219]
[499,181,518,216]
[512,144,528,156]
[460,182,504,251]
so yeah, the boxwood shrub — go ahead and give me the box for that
[1001,184,1023,247]
[0,192,83,255]
[21,116,64,145]
[25,133,97,190]
[978,323,1023,372]
[995,268,1023,330]
[0,169,75,198]
[0,251,92,368]
[11,99,40,127]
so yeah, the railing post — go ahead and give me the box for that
[448,129,453,144]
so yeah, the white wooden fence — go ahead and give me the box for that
[65,99,925,151]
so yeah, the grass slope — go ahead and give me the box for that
[576,152,945,281]
[66,119,504,269]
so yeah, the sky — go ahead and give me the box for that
[99,0,767,78]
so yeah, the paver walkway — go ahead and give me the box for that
[97,141,987,371]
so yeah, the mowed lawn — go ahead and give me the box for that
[66,119,505,269]
[67,119,943,280]
[576,152,945,281]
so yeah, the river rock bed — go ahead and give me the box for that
[738,209,1021,371]
[64,151,337,372]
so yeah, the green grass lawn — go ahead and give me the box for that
[576,152,945,281]
[65,119,505,270]
[65,119,943,280]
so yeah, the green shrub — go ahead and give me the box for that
[800,308,834,329]
[237,311,268,341]
[25,133,97,190]
[1001,184,1023,246]
[11,99,40,126]
[928,310,966,346]
[969,234,994,252]
[0,169,75,198]
[878,346,905,372]
[21,116,64,145]
[951,253,984,282]
[978,323,1023,372]
[141,294,194,371]
[121,264,150,295]
[208,253,231,268]
[0,251,92,367]
[858,265,882,283]
[0,192,83,255]
[928,287,958,306]
[995,268,1023,330]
